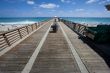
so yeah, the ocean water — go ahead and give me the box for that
[0,17,110,25]
[62,17,110,25]
[0,17,51,25]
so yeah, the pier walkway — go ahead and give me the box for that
[0,19,110,73]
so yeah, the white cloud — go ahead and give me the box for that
[61,0,64,2]
[75,9,85,11]
[99,0,110,4]
[27,0,35,5]
[4,0,25,3]
[99,1,106,4]
[61,0,66,2]
[61,0,72,3]
[86,0,98,4]
[51,10,56,12]
[39,3,59,9]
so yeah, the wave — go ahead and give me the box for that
[0,20,37,25]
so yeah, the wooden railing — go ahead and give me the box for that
[0,21,46,50]
[60,19,87,36]
[60,19,110,43]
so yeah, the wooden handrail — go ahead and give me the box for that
[0,22,40,49]
[3,34,10,46]
[60,19,87,36]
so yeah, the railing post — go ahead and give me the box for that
[18,29,22,39]
[31,25,33,31]
[3,34,10,46]
[26,26,29,34]
[78,25,81,32]
[38,22,40,27]
[35,23,37,29]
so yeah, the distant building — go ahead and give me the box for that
[105,4,110,11]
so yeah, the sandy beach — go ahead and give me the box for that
[0,20,38,33]
[0,22,39,34]
[82,23,97,27]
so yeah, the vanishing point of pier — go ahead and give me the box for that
[0,18,110,73]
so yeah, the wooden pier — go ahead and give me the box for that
[0,18,110,73]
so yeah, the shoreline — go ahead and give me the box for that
[0,24,25,32]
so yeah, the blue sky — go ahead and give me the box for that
[0,0,110,17]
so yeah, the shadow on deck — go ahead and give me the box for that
[78,35,110,68]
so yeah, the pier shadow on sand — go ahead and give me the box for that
[78,35,110,68]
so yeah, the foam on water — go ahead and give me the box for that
[0,20,36,25]
[0,17,50,31]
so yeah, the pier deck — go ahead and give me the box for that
[0,20,110,73]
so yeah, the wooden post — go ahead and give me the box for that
[83,26,86,35]
[18,29,22,39]
[35,23,37,29]
[31,25,33,31]
[26,26,29,34]
[3,34,10,46]
[78,25,81,32]
[38,22,40,27]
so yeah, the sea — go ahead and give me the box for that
[0,17,110,25]
[0,17,51,25]
[61,17,110,25]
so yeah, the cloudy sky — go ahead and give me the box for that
[0,0,110,17]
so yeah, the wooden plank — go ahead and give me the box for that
[21,22,52,73]
[29,22,81,73]
[59,22,89,73]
